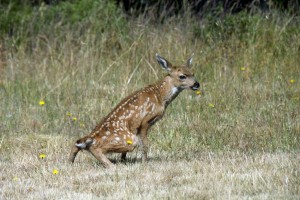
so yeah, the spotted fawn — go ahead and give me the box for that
[69,53,200,167]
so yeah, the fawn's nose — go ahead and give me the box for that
[191,81,200,90]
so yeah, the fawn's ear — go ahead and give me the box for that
[186,53,194,68]
[156,53,172,72]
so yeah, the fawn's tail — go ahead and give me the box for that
[69,136,93,163]
[75,137,93,149]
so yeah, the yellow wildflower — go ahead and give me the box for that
[13,176,18,181]
[127,140,133,145]
[72,117,77,121]
[66,112,72,117]
[290,79,296,83]
[52,169,59,175]
[208,103,215,108]
[39,100,45,106]
[240,67,246,71]
[39,154,46,159]
[195,90,201,95]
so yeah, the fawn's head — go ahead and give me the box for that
[156,53,200,91]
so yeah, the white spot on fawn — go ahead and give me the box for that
[171,87,178,95]
[151,105,156,112]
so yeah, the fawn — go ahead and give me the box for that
[69,53,200,167]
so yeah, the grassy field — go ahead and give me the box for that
[0,1,300,199]
[1,141,299,199]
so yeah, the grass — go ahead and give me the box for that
[0,2,300,199]
[1,135,299,199]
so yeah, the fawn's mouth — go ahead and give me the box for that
[191,82,200,90]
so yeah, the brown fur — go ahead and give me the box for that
[69,54,200,167]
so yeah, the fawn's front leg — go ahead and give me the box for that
[139,124,150,163]
[141,135,149,163]
[121,152,127,161]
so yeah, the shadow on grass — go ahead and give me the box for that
[90,154,168,167]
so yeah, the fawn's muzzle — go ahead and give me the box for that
[191,82,200,90]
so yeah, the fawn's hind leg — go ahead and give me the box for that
[139,123,150,163]
[89,147,114,168]
[69,145,80,163]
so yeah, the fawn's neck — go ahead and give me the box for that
[156,76,183,107]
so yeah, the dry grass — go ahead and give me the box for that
[0,134,299,199]
[0,4,300,199]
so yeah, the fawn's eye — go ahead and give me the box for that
[179,75,187,80]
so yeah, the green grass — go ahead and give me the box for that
[0,1,300,198]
